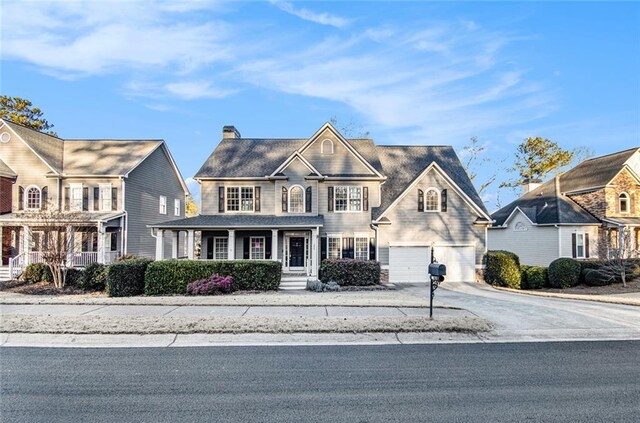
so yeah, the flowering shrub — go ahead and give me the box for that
[186,274,234,295]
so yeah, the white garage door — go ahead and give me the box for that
[389,245,475,283]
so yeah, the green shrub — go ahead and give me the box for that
[520,265,531,289]
[106,258,152,297]
[319,259,381,286]
[144,260,282,295]
[582,268,613,287]
[78,262,107,291]
[548,258,581,289]
[22,263,53,283]
[64,268,84,287]
[484,251,521,289]
[523,266,548,289]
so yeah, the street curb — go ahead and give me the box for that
[492,286,640,307]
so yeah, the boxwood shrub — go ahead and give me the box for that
[319,259,381,286]
[144,259,282,295]
[548,258,581,289]
[582,268,613,287]
[78,262,107,291]
[22,263,53,283]
[523,266,548,290]
[484,250,521,289]
[106,258,152,297]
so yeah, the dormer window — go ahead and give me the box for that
[25,186,41,210]
[619,192,630,213]
[321,139,334,154]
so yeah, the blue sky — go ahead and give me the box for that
[2,0,639,211]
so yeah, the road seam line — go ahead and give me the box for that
[241,306,250,316]
[395,332,403,344]
[80,305,109,315]
[167,333,178,347]
[162,306,181,316]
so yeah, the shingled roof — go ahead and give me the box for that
[0,158,17,178]
[559,147,638,193]
[3,120,64,173]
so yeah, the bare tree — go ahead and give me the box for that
[596,227,638,287]
[329,116,370,138]
[460,136,496,195]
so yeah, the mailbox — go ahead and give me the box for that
[428,263,446,277]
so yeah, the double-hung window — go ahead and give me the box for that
[70,184,83,211]
[99,184,112,211]
[214,237,228,260]
[174,199,181,216]
[575,233,586,259]
[355,237,369,261]
[159,196,167,214]
[227,187,254,212]
[335,186,362,212]
[327,236,342,259]
[250,236,265,260]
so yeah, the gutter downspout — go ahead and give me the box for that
[370,223,379,264]
[555,225,561,257]
[121,177,128,255]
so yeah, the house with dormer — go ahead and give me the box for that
[0,119,188,280]
[151,123,492,289]
[489,148,640,266]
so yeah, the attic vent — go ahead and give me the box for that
[0,132,10,143]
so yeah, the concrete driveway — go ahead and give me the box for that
[399,282,640,342]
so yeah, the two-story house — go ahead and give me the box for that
[489,147,640,266]
[151,123,492,288]
[0,119,188,280]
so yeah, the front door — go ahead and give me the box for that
[288,237,305,269]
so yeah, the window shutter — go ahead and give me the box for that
[265,236,272,260]
[320,237,327,261]
[219,187,225,213]
[305,187,312,213]
[18,186,24,210]
[243,237,250,259]
[363,187,369,211]
[111,187,117,211]
[369,238,376,261]
[342,237,354,259]
[585,233,590,258]
[64,187,70,211]
[82,187,89,211]
[328,187,334,212]
[255,186,261,212]
[571,233,577,258]
[41,186,48,210]
[93,187,100,211]
[441,189,448,212]
[206,238,214,260]
[281,187,288,212]
[418,189,424,212]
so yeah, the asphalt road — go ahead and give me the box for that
[2,342,639,422]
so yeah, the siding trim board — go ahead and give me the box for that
[271,153,322,177]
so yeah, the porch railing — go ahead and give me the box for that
[104,251,121,264]
[8,253,26,279]
[69,252,98,267]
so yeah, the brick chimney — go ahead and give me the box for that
[523,178,542,194]
[222,125,241,139]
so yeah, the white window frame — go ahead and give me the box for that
[575,232,586,259]
[174,198,181,216]
[327,234,342,259]
[24,185,41,210]
[288,185,305,214]
[99,183,112,212]
[213,237,228,260]
[226,186,254,212]
[424,188,440,212]
[159,195,167,215]
[70,183,83,211]
[619,192,630,214]
[334,186,362,213]
[355,236,369,261]
[321,139,334,154]
[250,236,266,260]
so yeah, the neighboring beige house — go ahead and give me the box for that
[489,148,640,266]
[0,119,188,280]
[151,123,492,289]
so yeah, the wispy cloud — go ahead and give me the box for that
[269,0,352,28]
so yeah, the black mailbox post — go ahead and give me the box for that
[428,263,446,318]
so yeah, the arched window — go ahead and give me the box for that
[619,192,630,213]
[321,139,334,154]
[425,189,439,212]
[25,186,41,210]
[289,186,305,213]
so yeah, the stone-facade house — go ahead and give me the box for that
[151,123,492,289]
[489,148,640,266]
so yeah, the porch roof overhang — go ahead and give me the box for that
[149,214,324,230]
[0,212,124,225]
[602,217,640,227]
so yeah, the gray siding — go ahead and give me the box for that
[301,129,374,176]
[319,180,380,238]
[125,146,185,259]
[200,180,275,215]
[377,169,487,266]
[559,225,600,260]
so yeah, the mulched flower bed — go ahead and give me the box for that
[536,279,640,296]
[0,280,102,296]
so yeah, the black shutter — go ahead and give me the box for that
[111,187,117,211]
[265,236,272,260]
[243,237,250,259]
[441,189,448,212]
[64,187,70,210]
[320,237,327,261]
[41,186,48,210]
[206,237,213,260]
[571,233,577,258]
[305,187,312,213]
[93,187,100,211]
[418,189,424,212]
[363,187,369,211]
[342,237,354,259]
[18,186,24,210]
[328,187,334,212]
[82,187,89,211]
[255,186,261,212]
[585,233,590,258]
[369,238,376,260]
[282,187,288,212]
[219,186,225,213]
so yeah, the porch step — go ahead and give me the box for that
[279,276,309,291]
[0,266,11,282]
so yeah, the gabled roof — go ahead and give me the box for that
[0,158,17,178]
[62,139,163,175]
[559,147,639,193]
[3,120,64,173]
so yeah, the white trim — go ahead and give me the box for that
[423,187,440,212]
[69,183,83,211]
[320,138,334,154]
[213,237,229,260]
[334,185,363,213]
[575,231,586,259]
[389,241,476,247]
[619,192,630,214]
[225,186,255,213]
[159,195,167,215]
[354,235,369,261]
[288,185,306,214]
[2,121,61,175]
[502,206,536,227]
[249,236,266,260]
[98,183,112,212]
[326,234,342,259]
[174,198,181,217]
[23,185,42,210]
[271,152,323,177]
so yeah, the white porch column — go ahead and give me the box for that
[171,231,179,259]
[228,229,235,260]
[22,225,30,265]
[187,230,195,260]
[97,222,105,264]
[271,229,279,261]
[311,227,319,277]
[155,229,164,260]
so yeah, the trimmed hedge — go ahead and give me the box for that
[319,259,381,286]
[582,268,612,287]
[106,258,152,297]
[523,266,548,290]
[484,250,521,289]
[548,258,581,289]
[22,263,53,283]
[144,260,282,295]
[78,262,107,291]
